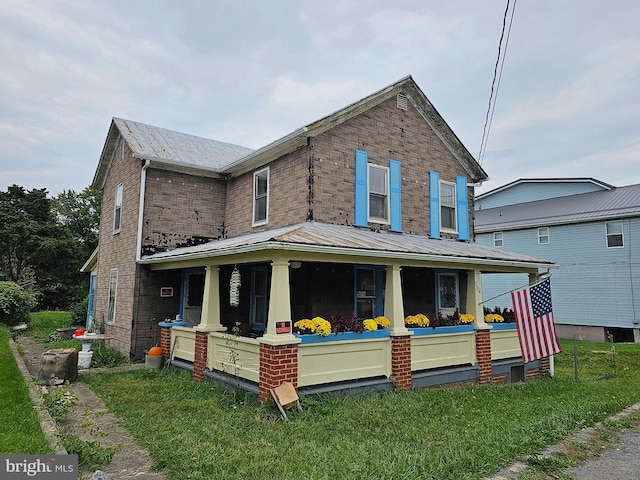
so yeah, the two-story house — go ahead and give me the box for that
[89,76,555,401]
[475,178,640,343]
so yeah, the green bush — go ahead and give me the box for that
[69,296,89,326]
[0,282,36,327]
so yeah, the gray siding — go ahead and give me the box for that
[478,217,640,330]
[476,181,608,210]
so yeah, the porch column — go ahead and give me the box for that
[385,264,413,390]
[259,259,301,404]
[468,270,492,384]
[385,264,410,336]
[197,265,225,332]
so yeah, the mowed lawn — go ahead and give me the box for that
[81,339,640,480]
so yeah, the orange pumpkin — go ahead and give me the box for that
[148,346,163,356]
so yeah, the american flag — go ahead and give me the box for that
[511,277,562,363]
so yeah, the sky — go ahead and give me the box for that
[1,0,639,197]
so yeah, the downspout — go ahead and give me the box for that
[136,159,150,262]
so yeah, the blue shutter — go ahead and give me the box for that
[429,171,440,239]
[389,159,402,232]
[456,175,470,241]
[354,150,368,227]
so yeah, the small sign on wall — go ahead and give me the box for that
[276,320,292,334]
[160,287,174,297]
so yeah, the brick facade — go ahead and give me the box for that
[258,343,299,405]
[391,336,412,390]
[193,330,209,382]
[475,329,493,385]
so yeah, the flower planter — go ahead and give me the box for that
[487,323,516,330]
[294,329,390,344]
[410,324,474,336]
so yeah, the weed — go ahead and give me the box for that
[61,434,121,470]
[40,382,78,422]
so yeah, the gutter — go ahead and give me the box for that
[136,159,151,262]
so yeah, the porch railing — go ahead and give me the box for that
[411,330,475,371]
[170,327,196,363]
[207,332,260,383]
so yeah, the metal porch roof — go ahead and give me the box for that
[139,221,554,270]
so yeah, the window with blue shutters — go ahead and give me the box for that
[354,150,402,232]
[429,172,470,240]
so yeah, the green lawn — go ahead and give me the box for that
[0,324,53,454]
[81,339,640,480]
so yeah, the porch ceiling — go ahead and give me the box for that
[139,221,555,273]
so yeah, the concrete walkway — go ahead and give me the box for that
[12,336,169,480]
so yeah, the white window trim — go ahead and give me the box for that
[113,183,123,234]
[440,180,457,233]
[367,163,390,224]
[252,167,269,227]
[606,220,624,248]
[493,231,503,248]
[538,227,550,245]
[107,268,118,325]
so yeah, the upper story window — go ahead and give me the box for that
[440,181,456,232]
[493,232,503,248]
[253,167,269,226]
[368,164,389,223]
[606,220,623,248]
[113,183,123,234]
[538,227,550,244]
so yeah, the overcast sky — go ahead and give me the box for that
[1,0,639,196]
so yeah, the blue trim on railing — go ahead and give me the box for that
[295,329,390,344]
[158,322,189,328]
[487,323,516,330]
[410,324,474,336]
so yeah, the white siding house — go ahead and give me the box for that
[475,178,640,343]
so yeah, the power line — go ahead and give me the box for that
[478,0,517,166]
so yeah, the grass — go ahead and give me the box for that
[80,338,640,480]
[0,324,53,454]
[25,311,75,339]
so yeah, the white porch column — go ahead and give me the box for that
[196,265,225,332]
[467,270,490,330]
[261,259,300,345]
[385,264,411,336]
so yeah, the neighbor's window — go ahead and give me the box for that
[113,183,123,234]
[368,164,389,223]
[606,220,624,248]
[107,269,118,325]
[538,227,550,244]
[253,167,269,226]
[493,232,503,248]
[440,181,456,231]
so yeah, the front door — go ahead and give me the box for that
[183,271,204,327]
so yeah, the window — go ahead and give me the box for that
[107,269,118,325]
[437,272,458,316]
[538,227,550,244]
[250,266,268,329]
[606,220,624,248]
[440,181,456,231]
[113,183,123,234]
[493,232,503,248]
[368,164,389,223]
[253,168,269,226]
[354,266,384,318]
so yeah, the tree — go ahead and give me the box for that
[52,187,102,260]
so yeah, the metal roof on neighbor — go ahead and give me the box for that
[475,183,640,232]
[114,118,255,171]
[139,221,554,269]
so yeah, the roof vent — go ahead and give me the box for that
[396,93,408,110]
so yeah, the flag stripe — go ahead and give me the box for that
[510,278,562,364]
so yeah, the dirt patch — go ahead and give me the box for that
[14,336,169,480]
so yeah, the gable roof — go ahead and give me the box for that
[92,118,255,189]
[93,76,487,189]
[139,220,553,272]
[475,183,640,232]
[476,177,614,201]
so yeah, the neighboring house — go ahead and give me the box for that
[89,76,555,401]
[475,178,640,343]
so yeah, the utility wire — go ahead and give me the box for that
[478,0,517,166]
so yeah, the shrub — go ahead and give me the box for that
[0,281,36,327]
[69,296,89,326]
